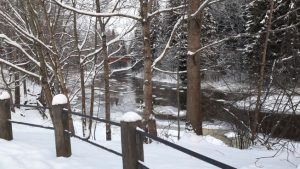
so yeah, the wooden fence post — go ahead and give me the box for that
[121,112,144,169]
[0,91,13,141]
[52,94,71,157]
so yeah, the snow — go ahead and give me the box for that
[121,111,142,122]
[149,114,156,120]
[0,91,10,100]
[154,106,186,117]
[235,95,300,114]
[152,16,184,68]
[53,0,141,21]
[0,68,299,169]
[134,71,177,84]
[187,51,195,56]
[52,94,68,105]
[0,58,40,79]
[224,132,236,138]
[0,109,299,169]
[0,34,40,67]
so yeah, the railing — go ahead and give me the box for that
[136,129,236,169]
[0,96,236,169]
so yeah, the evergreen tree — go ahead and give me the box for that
[129,22,144,72]
[162,0,188,84]
[243,0,300,85]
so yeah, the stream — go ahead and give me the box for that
[72,73,243,147]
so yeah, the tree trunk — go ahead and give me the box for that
[251,0,274,141]
[72,0,87,137]
[140,0,157,136]
[88,18,99,139]
[23,79,27,96]
[102,26,111,141]
[13,50,20,108]
[187,0,203,135]
[177,59,181,140]
[96,0,111,141]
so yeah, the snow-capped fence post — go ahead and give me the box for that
[0,91,13,141]
[52,94,72,157]
[121,112,144,169]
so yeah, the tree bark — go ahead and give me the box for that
[95,0,111,141]
[13,49,20,108]
[140,0,157,136]
[72,0,87,137]
[187,0,203,135]
[88,18,99,139]
[251,0,274,141]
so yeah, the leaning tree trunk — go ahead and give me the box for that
[186,0,203,135]
[140,0,157,137]
[95,0,111,141]
[251,0,274,141]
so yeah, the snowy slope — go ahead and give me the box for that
[0,109,299,169]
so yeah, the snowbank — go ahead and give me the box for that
[0,109,299,169]
[0,91,10,100]
[235,95,300,114]
[134,72,177,84]
[52,94,68,105]
[154,106,186,117]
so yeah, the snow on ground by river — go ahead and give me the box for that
[134,71,177,84]
[154,106,186,117]
[235,94,300,114]
[0,108,299,169]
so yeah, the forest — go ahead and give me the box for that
[0,0,300,167]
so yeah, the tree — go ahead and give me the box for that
[186,0,204,135]
[0,0,76,130]
[139,0,157,136]
[243,0,300,141]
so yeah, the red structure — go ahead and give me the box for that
[108,56,131,63]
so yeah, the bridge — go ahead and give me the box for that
[108,56,132,69]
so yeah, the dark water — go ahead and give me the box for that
[72,74,255,147]
[74,74,185,119]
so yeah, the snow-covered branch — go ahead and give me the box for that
[0,58,40,79]
[53,0,141,21]
[109,59,142,76]
[152,16,184,69]
[190,0,214,18]
[148,5,186,19]
[0,34,40,67]
[192,22,300,56]
[0,11,57,56]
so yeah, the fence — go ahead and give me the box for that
[0,95,236,169]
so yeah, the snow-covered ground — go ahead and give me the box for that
[1,73,300,169]
[154,105,186,117]
[235,94,300,114]
[134,71,177,84]
[0,109,299,169]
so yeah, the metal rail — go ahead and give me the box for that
[136,130,236,169]
[69,111,121,127]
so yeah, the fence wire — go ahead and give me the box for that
[69,111,121,127]
[13,104,50,110]
[9,105,235,169]
[9,119,122,157]
[10,120,54,130]
[136,130,237,169]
